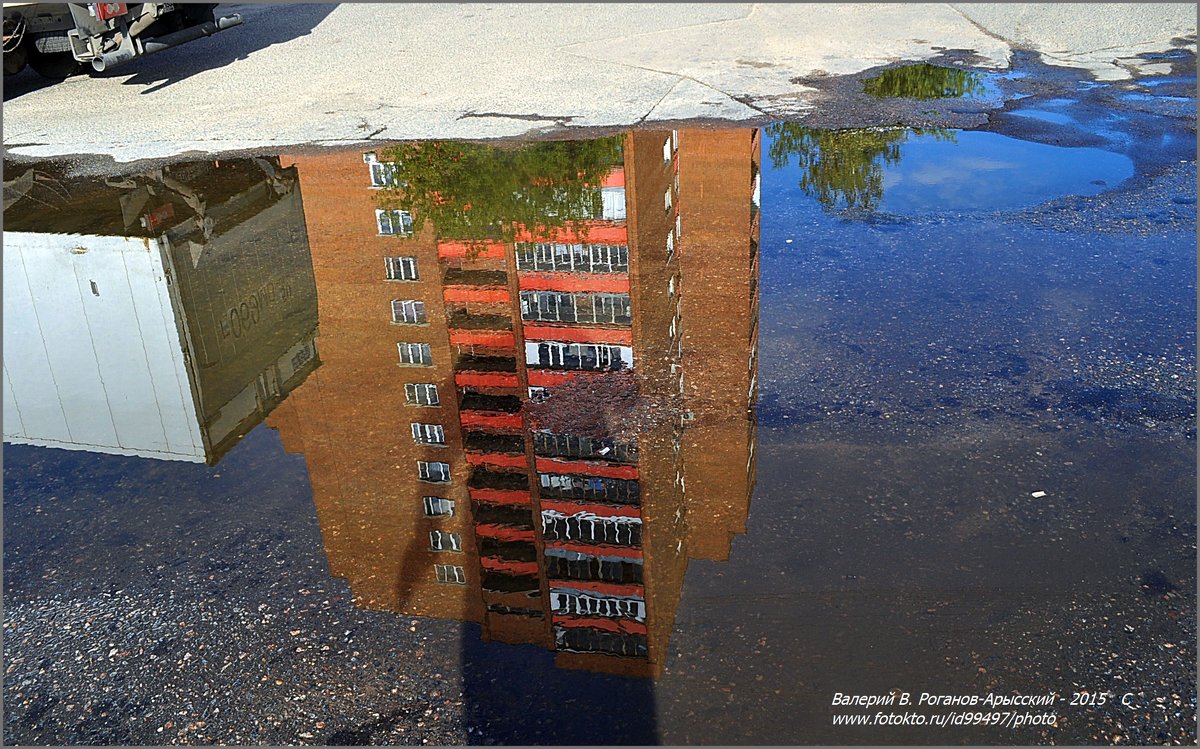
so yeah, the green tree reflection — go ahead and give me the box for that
[376,137,624,243]
[862,63,986,100]
[766,124,955,212]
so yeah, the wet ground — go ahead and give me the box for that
[4,49,1196,745]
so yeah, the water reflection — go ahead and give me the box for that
[766,123,956,211]
[374,137,627,243]
[767,123,1134,214]
[3,158,320,464]
[862,62,986,100]
[268,128,760,680]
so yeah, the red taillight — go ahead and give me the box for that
[93,2,128,21]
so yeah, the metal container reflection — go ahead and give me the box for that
[3,157,321,464]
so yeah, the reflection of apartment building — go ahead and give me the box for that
[270,128,759,677]
[3,158,320,464]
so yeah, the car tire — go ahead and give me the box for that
[28,48,81,80]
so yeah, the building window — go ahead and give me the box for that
[668,274,677,298]
[671,129,678,151]
[392,299,427,325]
[385,256,418,281]
[662,136,672,162]
[514,243,629,274]
[520,291,631,325]
[666,229,675,260]
[544,548,644,585]
[364,151,399,187]
[538,472,640,504]
[551,589,645,621]
[434,564,466,584]
[525,341,633,371]
[528,386,549,403]
[554,624,647,657]
[418,460,451,483]
[376,209,414,236]
[405,382,440,406]
[675,213,681,241]
[411,422,446,445]
[423,496,455,517]
[532,430,638,464]
[664,188,672,213]
[600,187,626,221]
[397,342,433,366]
[370,162,397,187]
[429,530,462,552]
[542,510,642,546]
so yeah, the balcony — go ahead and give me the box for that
[469,468,529,491]
[532,431,638,465]
[455,355,517,372]
[465,431,526,454]
[448,310,513,331]
[554,625,648,658]
[481,570,540,594]
[460,392,523,414]
[444,268,508,287]
[544,551,644,585]
[472,501,535,528]
[479,537,538,562]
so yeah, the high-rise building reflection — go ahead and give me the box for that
[3,157,320,464]
[270,129,760,677]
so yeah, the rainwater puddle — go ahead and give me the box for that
[1007,108,1075,125]
[2,66,1196,747]
[862,62,1001,102]
[765,126,1134,214]
[878,130,1133,212]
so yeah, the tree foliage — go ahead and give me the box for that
[766,124,955,212]
[375,136,624,243]
[862,63,986,100]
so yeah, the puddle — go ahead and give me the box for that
[4,130,761,690]
[1119,91,1197,102]
[2,71,1196,746]
[1007,109,1075,125]
[862,63,990,100]
[766,125,1133,214]
[1135,76,1196,87]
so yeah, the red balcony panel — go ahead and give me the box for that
[514,222,627,244]
[480,557,540,575]
[438,240,507,259]
[460,411,524,430]
[552,615,647,635]
[552,580,644,598]
[545,541,643,559]
[535,458,638,480]
[455,371,520,388]
[469,487,531,505]
[600,168,625,189]
[540,500,640,519]
[444,287,510,304]
[522,325,632,345]
[450,330,516,348]
[474,524,536,542]
[466,452,528,470]
[517,274,629,294]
